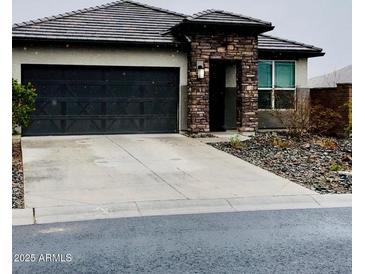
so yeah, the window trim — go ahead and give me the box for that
[258,60,296,111]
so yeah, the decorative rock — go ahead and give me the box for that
[210,133,352,194]
[12,139,24,209]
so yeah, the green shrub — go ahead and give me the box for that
[229,134,244,149]
[12,79,37,133]
[329,162,345,172]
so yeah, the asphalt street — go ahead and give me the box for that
[13,207,351,274]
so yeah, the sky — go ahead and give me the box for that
[12,0,352,78]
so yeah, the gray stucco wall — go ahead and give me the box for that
[12,45,188,130]
[12,44,308,132]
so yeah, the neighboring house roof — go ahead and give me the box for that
[12,0,324,57]
[309,65,352,88]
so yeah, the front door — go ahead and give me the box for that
[209,61,226,131]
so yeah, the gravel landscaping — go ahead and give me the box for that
[12,138,24,209]
[183,133,218,138]
[210,133,352,194]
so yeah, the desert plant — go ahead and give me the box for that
[274,97,311,137]
[12,79,37,133]
[269,135,291,148]
[316,137,338,150]
[329,162,345,172]
[229,134,244,149]
[310,104,342,136]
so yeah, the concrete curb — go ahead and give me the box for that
[13,194,352,226]
[13,208,35,226]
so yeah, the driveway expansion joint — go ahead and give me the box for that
[105,136,189,200]
[32,208,36,224]
[134,201,142,216]
[310,195,322,206]
[225,199,236,211]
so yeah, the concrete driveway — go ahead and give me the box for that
[22,134,314,210]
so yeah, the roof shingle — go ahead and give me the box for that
[187,9,272,26]
[258,34,323,54]
[13,0,185,44]
[12,0,324,56]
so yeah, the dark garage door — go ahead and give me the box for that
[22,65,179,136]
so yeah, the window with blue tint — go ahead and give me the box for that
[258,60,296,110]
[258,61,272,88]
[275,62,295,88]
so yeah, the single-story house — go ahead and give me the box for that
[12,0,324,136]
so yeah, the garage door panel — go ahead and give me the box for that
[108,85,145,98]
[145,117,177,132]
[66,102,104,116]
[65,119,103,133]
[21,65,179,136]
[28,119,64,135]
[107,102,128,115]
[63,68,104,81]
[107,119,141,133]
[29,83,59,97]
[57,83,104,98]
[34,99,63,115]
[144,100,177,115]
[24,68,63,80]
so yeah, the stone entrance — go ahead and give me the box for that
[187,32,259,133]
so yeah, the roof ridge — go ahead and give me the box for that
[213,10,271,25]
[188,9,214,20]
[12,0,123,29]
[188,9,272,25]
[260,34,323,51]
[123,0,187,18]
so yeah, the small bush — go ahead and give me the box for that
[229,134,244,149]
[310,105,342,136]
[274,97,311,137]
[329,162,345,172]
[316,137,338,150]
[269,135,291,149]
[12,79,37,133]
[275,96,345,137]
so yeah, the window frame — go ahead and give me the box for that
[258,60,296,111]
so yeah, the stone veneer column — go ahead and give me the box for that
[238,37,259,132]
[187,40,210,133]
[187,33,259,133]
